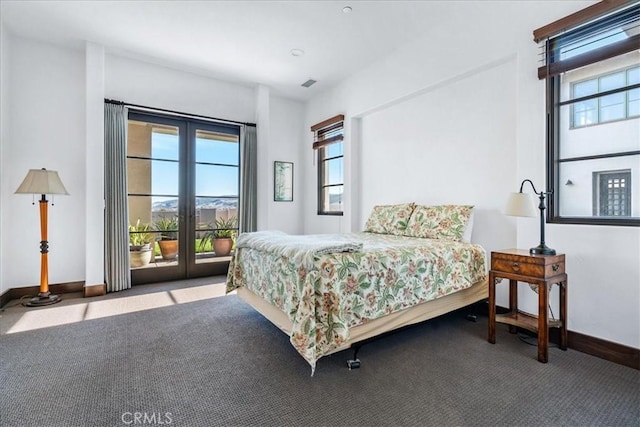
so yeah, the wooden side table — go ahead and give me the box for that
[488,249,568,363]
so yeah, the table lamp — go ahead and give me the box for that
[505,179,556,256]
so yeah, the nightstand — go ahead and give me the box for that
[488,249,567,363]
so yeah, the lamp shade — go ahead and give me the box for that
[504,192,537,217]
[15,169,69,195]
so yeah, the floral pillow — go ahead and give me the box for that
[405,205,474,241]
[364,203,416,235]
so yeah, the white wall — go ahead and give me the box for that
[268,95,304,234]
[85,43,105,287]
[1,35,305,291]
[304,1,640,349]
[303,1,542,235]
[359,57,517,252]
[1,36,86,288]
[0,22,9,295]
[105,54,256,124]
[255,85,270,231]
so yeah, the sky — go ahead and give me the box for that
[560,27,628,60]
[151,132,239,203]
[149,130,346,205]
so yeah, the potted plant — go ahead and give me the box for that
[200,216,237,257]
[154,216,179,260]
[129,219,153,268]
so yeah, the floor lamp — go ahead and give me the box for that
[15,168,69,307]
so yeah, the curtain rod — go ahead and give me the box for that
[104,98,256,127]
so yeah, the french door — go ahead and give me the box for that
[126,111,240,285]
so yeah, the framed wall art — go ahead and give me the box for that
[274,161,293,202]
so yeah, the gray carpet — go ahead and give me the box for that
[1,293,638,427]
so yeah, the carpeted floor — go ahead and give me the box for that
[1,279,638,427]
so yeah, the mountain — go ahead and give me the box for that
[153,197,238,211]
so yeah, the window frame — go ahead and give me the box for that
[317,144,344,216]
[543,2,640,227]
[311,114,345,216]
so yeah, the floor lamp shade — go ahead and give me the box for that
[15,168,69,307]
[15,169,69,196]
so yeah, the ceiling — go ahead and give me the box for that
[0,1,454,101]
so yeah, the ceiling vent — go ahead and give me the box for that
[301,79,317,88]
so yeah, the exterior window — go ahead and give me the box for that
[318,143,344,214]
[594,170,631,217]
[537,2,639,226]
[312,115,344,215]
[571,66,640,128]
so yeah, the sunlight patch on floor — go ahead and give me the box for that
[3,283,235,334]
[170,283,229,304]
[4,303,89,334]
[84,292,175,320]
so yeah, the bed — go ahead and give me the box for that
[225,204,487,374]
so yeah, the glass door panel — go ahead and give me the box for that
[192,128,239,272]
[127,117,185,284]
[149,130,180,266]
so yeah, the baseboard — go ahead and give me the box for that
[566,330,639,370]
[514,324,639,370]
[83,283,107,298]
[487,302,638,370]
[0,281,85,308]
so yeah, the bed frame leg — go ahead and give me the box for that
[346,345,361,370]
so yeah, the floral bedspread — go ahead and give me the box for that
[226,232,486,373]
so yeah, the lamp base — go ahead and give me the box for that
[530,245,556,256]
[24,292,62,307]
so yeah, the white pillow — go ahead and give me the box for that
[461,210,474,243]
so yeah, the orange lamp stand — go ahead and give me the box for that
[25,194,61,307]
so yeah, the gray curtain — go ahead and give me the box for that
[239,124,257,233]
[104,103,131,292]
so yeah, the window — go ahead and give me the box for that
[311,114,344,215]
[536,1,639,226]
[594,170,631,216]
[571,66,639,128]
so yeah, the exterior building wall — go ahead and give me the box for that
[127,121,152,225]
[559,51,639,217]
